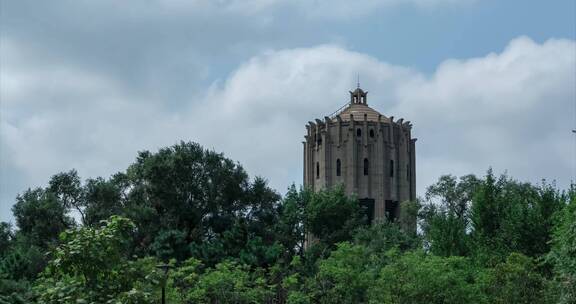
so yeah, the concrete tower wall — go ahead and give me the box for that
[303,89,416,228]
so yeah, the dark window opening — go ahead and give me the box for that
[317,137,322,145]
[385,200,399,222]
[363,158,369,176]
[316,162,319,179]
[336,159,341,176]
[407,164,410,180]
[369,129,375,138]
[356,128,362,137]
[359,198,375,225]
[389,160,394,177]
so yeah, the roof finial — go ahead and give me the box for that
[357,73,360,89]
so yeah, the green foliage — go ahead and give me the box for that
[126,142,281,265]
[0,242,45,281]
[353,221,418,255]
[305,186,363,247]
[172,259,273,304]
[421,171,566,262]
[49,170,86,224]
[46,216,134,286]
[420,174,480,256]
[370,250,484,304]
[294,223,418,304]
[471,170,565,263]
[83,175,126,226]
[423,209,470,256]
[0,222,12,256]
[314,242,374,303]
[547,185,576,303]
[35,258,161,304]
[480,253,550,304]
[275,185,310,260]
[0,278,33,304]
[34,216,162,303]
[238,236,283,267]
[282,257,312,304]
[3,139,573,304]
[151,229,189,262]
[12,188,73,249]
[426,174,481,220]
[398,200,420,233]
[7,187,74,283]
[170,257,203,301]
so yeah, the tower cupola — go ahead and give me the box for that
[349,86,368,105]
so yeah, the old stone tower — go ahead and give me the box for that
[303,86,416,225]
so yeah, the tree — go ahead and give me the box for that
[352,221,418,256]
[125,141,280,264]
[0,223,12,257]
[151,229,189,262]
[48,170,86,224]
[46,216,135,287]
[35,216,162,303]
[420,174,480,257]
[275,185,310,260]
[281,256,311,304]
[547,184,576,303]
[83,174,126,226]
[173,259,273,304]
[313,242,374,304]
[0,277,33,304]
[421,208,470,257]
[305,186,363,247]
[12,188,73,249]
[369,250,485,304]
[0,241,45,281]
[471,170,565,263]
[425,174,481,220]
[480,253,550,304]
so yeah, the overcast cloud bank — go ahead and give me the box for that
[2,35,575,223]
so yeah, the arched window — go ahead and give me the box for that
[369,129,375,138]
[389,160,394,177]
[364,158,369,176]
[336,159,341,176]
[356,128,362,137]
[316,162,320,179]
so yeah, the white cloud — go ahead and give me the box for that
[1,36,574,223]
[392,36,576,189]
[191,36,575,198]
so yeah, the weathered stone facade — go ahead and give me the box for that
[303,87,416,226]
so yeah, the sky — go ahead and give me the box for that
[1,0,575,223]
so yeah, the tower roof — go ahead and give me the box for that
[336,103,388,122]
[351,87,366,96]
[330,86,389,122]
